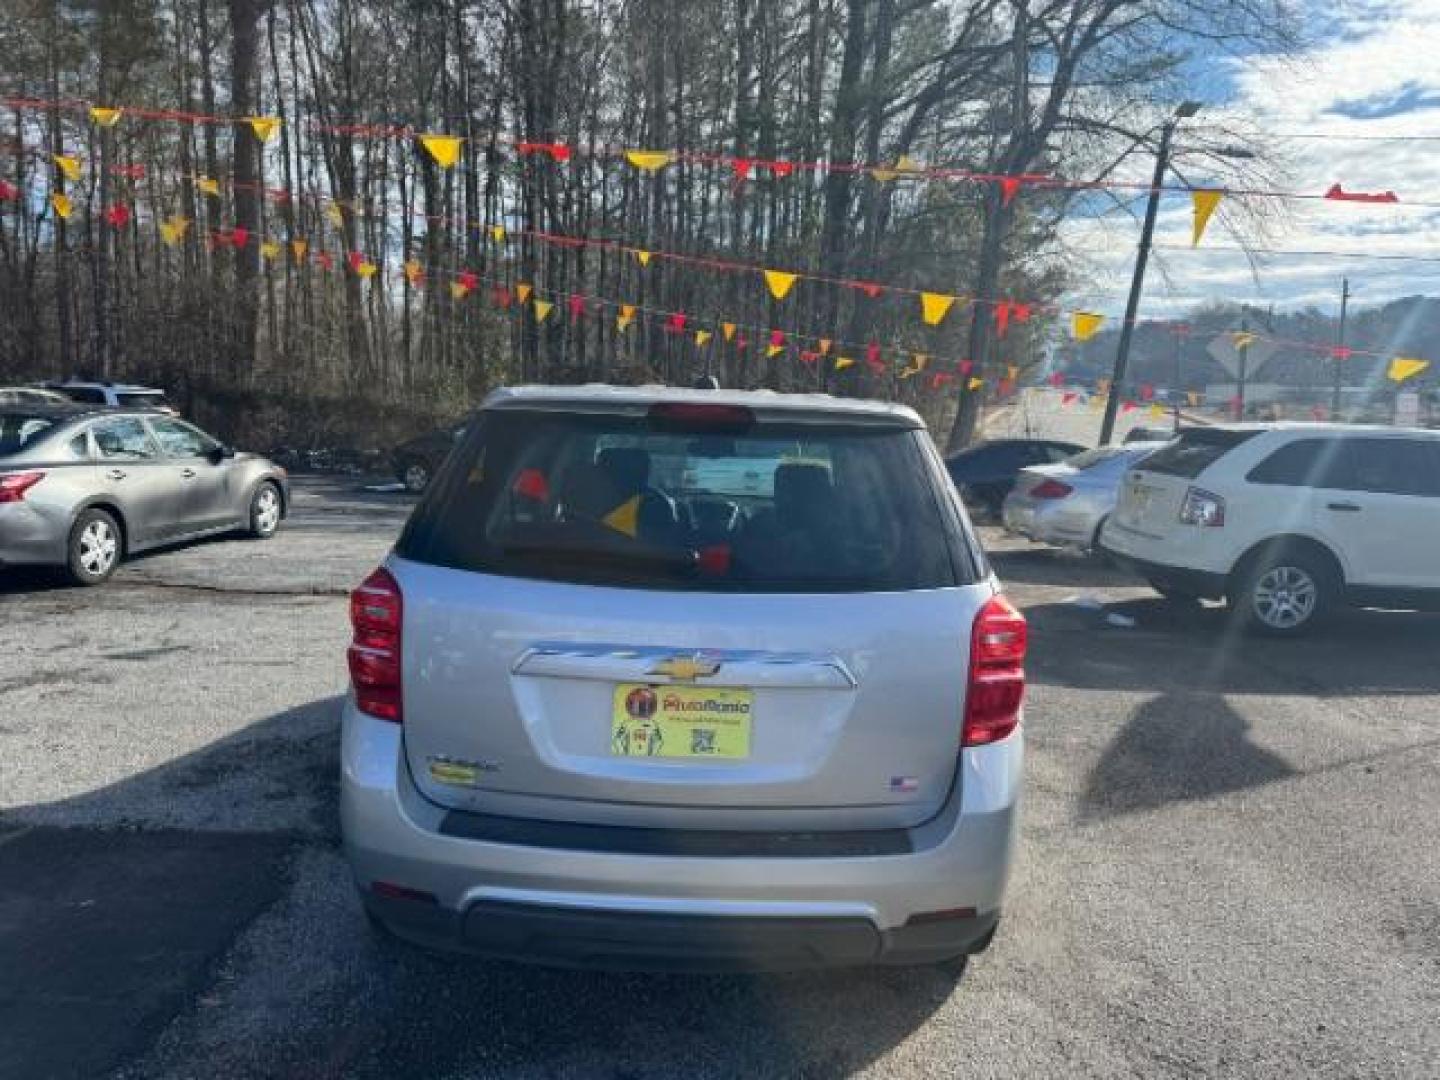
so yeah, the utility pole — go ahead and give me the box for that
[1235,314,1250,420]
[1332,277,1351,419]
[1171,322,1188,430]
[1099,102,1201,445]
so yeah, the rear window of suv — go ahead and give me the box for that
[1139,428,1260,479]
[398,407,966,592]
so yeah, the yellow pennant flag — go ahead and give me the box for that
[763,269,799,301]
[197,176,221,198]
[420,134,462,169]
[489,224,506,244]
[260,241,281,260]
[533,299,554,323]
[160,216,191,246]
[516,283,533,304]
[920,292,956,326]
[404,259,423,285]
[765,343,785,358]
[89,106,123,128]
[721,322,737,342]
[602,495,641,538]
[1148,402,1166,419]
[1187,390,1201,407]
[248,116,281,144]
[49,193,73,220]
[695,330,712,346]
[53,155,82,182]
[835,357,855,371]
[1096,378,1110,397]
[326,202,344,228]
[871,154,919,182]
[1072,312,1104,342]
[1192,189,1223,247]
[356,261,378,279]
[968,377,984,392]
[1006,364,1019,381]
[450,280,470,300]
[290,238,308,263]
[625,150,673,172]
[1232,331,1257,350]
[633,249,652,268]
[900,354,929,378]
[1388,357,1429,383]
[818,338,832,356]
[617,303,637,331]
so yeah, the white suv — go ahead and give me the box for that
[1101,424,1440,635]
[340,385,1025,971]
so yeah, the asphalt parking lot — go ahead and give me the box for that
[2,476,1438,1079]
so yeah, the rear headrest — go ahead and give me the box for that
[596,447,651,493]
[773,462,835,516]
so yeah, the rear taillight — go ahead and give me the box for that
[1179,486,1225,527]
[348,567,403,722]
[1029,478,1073,500]
[963,594,1027,747]
[0,471,45,503]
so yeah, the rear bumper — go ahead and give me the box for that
[341,703,1021,970]
[1102,549,1228,599]
[1002,497,1101,548]
[0,503,67,567]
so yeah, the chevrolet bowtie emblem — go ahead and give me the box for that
[648,655,722,681]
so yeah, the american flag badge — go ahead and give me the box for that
[889,776,919,793]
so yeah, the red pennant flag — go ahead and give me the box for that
[1061,391,1078,407]
[1140,383,1155,401]
[733,158,753,182]
[1048,371,1065,388]
[267,187,291,204]
[865,342,883,374]
[1330,345,1353,360]
[736,335,749,351]
[347,250,365,272]
[667,312,687,333]
[799,350,819,364]
[458,270,479,292]
[994,303,1012,338]
[517,141,570,163]
[959,359,974,376]
[851,281,883,299]
[1121,401,1138,415]
[314,251,334,272]
[999,378,1015,396]
[230,226,249,249]
[769,161,794,178]
[0,180,17,201]
[930,372,954,390]
[568,293,586,323]
[1323,183,1398,204]
[999,176,1021,206]
[769,329,785,348]
[104,204,131,228]
[490,286,512,308]
[110,164,147,180]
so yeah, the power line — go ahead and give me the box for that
[1154,243,1440,265]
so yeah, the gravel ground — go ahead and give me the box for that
[1,476,1437,1079]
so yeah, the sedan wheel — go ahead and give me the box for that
[402,461,431,493]
[249,483,283,539]
[67,509,121,586]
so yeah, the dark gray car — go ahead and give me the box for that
[0,405,288,584]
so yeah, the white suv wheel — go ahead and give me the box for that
[1251,565,1319,630]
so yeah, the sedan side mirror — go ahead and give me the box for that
[208,444,235,464]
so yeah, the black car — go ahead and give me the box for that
[391,420,469,492]
[944,438,1086,519]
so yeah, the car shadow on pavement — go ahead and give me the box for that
[987,546,1135,589]
[3,695,959,1080]
[0,567,73,595]
[1076,692,1297,822]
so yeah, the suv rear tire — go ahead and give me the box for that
[1230,546,1335,636]
[67,508,122,586]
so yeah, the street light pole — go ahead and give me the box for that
[1099,102,1200,445]
[1331,277,1350,419]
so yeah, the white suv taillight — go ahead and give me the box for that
[1179,486,1226,527]
[963,594,1027,747]
[348,567,403,722]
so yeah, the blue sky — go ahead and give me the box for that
[1063,0,1440,321]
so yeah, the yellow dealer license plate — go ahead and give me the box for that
[611,684,753,759]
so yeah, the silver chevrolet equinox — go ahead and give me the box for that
[340,385,1025,971]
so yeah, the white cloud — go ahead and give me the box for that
[1062,0,1440,319]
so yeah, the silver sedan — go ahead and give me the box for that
[1002,441,1166,552]
[0,405,288,584]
